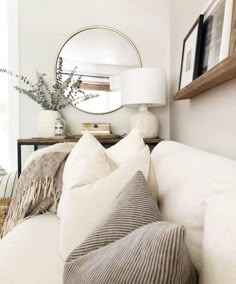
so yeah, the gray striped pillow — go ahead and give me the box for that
[0,171,18,198]
[66,170,162,261]
[65,222,197,284]
[64,171,197,283]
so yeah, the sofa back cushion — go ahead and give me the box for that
[151,141,236,272]
[200,191,236,284]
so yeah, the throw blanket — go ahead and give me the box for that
[1,151,69,237]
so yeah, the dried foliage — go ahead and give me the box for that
[0,57,98,110]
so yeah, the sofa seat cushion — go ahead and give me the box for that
[0,214,63,284]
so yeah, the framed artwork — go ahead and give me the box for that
[199,0,234,75]
[229,0,236,54]
[178,15,204,90]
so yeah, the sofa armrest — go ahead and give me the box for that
[200,191,236,284]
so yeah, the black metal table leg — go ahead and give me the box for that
[17,142,22,177]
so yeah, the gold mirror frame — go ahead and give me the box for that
[55,26,142,114]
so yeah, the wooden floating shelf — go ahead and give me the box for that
[174,53,236,101]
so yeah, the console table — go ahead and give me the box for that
[17,137,163,176]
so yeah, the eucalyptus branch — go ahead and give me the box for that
[0,57,98,110]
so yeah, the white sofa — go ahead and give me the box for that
[0,141,236,283]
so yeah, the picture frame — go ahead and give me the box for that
[199,0,234,75]
[229,0,236,54]
[178,15,204,90]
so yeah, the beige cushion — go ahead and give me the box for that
[62,132,104,191]
[57,133,111,218]
[105,127,145,167]
[0,215,63,284]
[60,146,151,259]
[105,128,158,198]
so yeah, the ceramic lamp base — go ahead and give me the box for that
[129,105,159,138]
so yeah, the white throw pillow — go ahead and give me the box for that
[62,132,104,191]
[58,129,149,218]
[105,128,145,167]
[105,128,158,198]
[59,146,151,260]
[57,133,112,218]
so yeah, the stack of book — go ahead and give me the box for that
[81,123,111,136]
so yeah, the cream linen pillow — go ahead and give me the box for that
[58,129,150,218]
[60,146,151,260]
[105,127,145,167]
[57,133,111,218]
[62,132,104,191]
[105,128,158,198]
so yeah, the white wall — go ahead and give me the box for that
[170,0,236,159]
[8,0,19,171]
[18,0,170,162]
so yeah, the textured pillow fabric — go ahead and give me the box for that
[62,132,103,191]
[64,222,197,284]
[105,127,145,167]
[67,171,162,259]
[63,145,111,190]
[0,198,11,236]
[60,146,151,259]
[57,146,112,218]
[23,142,75,170]
[105,128,158,198]
[57,133,111,218]
[0,171,18,198]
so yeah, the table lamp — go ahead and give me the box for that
[121,68,166,138]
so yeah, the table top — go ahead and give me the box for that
[17,136,163,144]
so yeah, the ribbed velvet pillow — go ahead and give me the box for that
[64,171,197,284]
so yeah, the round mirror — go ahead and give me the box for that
[56,26,142,114]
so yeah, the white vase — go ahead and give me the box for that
[38,110,61,138]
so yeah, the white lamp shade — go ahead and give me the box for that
[121,68,166,107]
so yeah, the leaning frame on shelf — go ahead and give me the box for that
[229,0,236,54]
[174,0,236,101]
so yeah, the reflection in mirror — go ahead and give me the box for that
[56,26,142,114]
